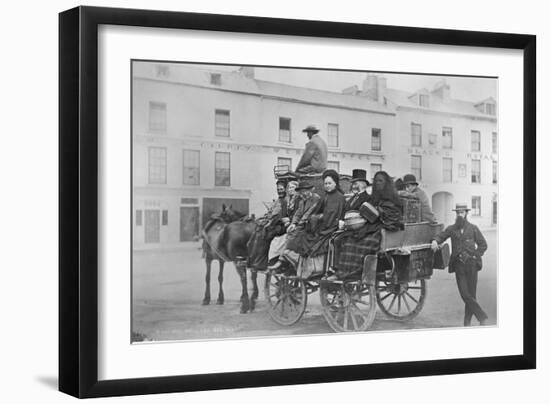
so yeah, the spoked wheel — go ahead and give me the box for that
[264,272,307,326]
[376,279,427,320]
[320,280,377,332]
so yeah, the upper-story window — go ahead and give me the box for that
[411,155,422,181]
[210,73,221,85]
[215,109,230,137]
[486,103,496,115]
[492,132,498,154]
[442,127,453,149]
[371,128,381,151]
[328,123,339,148]
[215,152,231,186]
[471,130,481,152]
[183,150,200,185]
[411,123,422,147]
[471,159,481,184]
[149,102,167,133]
[148,147,167,184]
[443,157,453,183]
[279,117,291,143]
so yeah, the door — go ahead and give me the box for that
[144,210,160,243]
[180,207,199,241]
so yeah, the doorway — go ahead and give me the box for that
[432,191,454,226]
[144,210,160,243]
[180,207,199,241]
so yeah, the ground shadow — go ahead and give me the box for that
[36,375,58,390]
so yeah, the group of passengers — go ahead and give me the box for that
[256,168,434,280]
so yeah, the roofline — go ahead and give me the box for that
[396,105,497,122]
[133,76,396,116]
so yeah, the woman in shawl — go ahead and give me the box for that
[334,171,403,278]
[287,169,346,259]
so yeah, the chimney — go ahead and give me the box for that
[239,66,255,79]
[431,80,450,101]
[342,85,359,95]
[362,74,386,103]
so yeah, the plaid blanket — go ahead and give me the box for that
[337,229,381,274]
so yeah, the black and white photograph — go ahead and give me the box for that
[131,61,498,342]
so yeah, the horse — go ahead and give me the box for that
[201,204,286,313]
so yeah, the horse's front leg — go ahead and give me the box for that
[202,258,212,305]
[236,263,250,314]
[249,270,259,312]
[216,261,225,305]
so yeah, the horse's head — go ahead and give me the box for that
[220,203,244,223]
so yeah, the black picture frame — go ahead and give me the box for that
[59,5,536,398]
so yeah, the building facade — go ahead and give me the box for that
[132,63,396,248]
[132,64,497,249]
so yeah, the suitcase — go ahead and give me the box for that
[433,243,451,269]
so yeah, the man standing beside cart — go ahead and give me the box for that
[431,203,489,327]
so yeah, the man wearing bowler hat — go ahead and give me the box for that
[294,125,328,174]
[431,203,489,326]
[398,173,436,222]
[345,169,372,211]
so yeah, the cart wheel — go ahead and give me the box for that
[264,272,307,326]
[376,279,427,321]
[320,280,376,332]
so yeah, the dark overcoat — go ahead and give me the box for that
[433,221,488,273]
[345,190,371,211]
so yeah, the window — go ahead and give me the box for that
[210,73,221,85]
[370,163,382,176]
[492,132,498,154]
[155,65,170,77]
[419,94,429,107]
[493,161,498,184]
[428,133,437,147]
[277,157,292,171]
[411,155,422,180]
[486,103,496,115]
[471,130,481,152]
[183,150,200,185]
[148,147,167,184]
[279,117,291,143]
[371,128,381,151]
[327,161,340,172]
[443,158,453,183]
[215,109,230,137]
[458,164,467,178]
[328,123,339,148]
[472,196,481,216]
[215,152,231,186]
[162,210,168,226]
[471,159,481,183]
[442,127,453,149]
[411,123,422,147]
[149,102,167,133]
[136,210,143,226]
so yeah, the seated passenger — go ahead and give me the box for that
[268,179,321,271]
[268,180,298,260]
[276,170,346,271]
[398,174,437,223]
[332,171,403,280]
[345,169,372,212]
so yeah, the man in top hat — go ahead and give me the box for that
[431,203,489,326]
[398,174,436,223]
[294,125,328,174]
[345,169,372,212]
